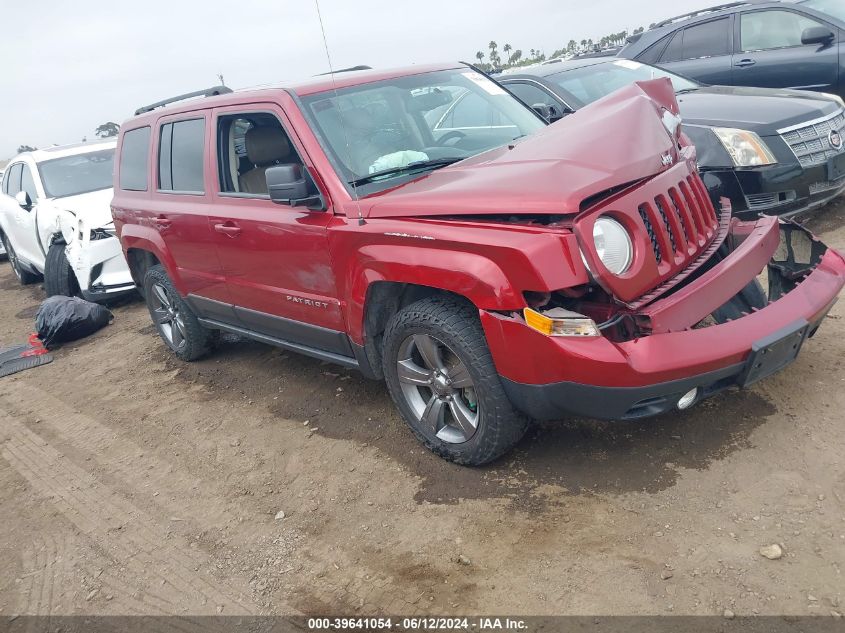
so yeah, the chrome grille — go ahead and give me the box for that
[779,110,845,167]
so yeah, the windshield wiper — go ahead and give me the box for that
[350,157,464,187]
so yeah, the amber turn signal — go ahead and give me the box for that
[523,307,601,337]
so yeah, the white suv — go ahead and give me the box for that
[0,141,134,301]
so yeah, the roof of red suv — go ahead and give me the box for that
[126,62,465,124]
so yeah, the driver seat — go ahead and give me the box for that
[239,127,293,194]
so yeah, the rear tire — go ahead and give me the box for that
[382,296,528,466]
[44,243,81,298]
[1,233,41,285]
[143,264,217,361]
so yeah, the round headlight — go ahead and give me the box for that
[593,217,633,275]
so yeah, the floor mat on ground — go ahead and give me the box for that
[0,339,53,378]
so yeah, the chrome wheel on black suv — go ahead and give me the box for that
[383,296,528,466]
[142,264,217,361]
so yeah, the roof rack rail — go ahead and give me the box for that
[134,85,233,116]
[315,65,372,76]
[651,0,765,28]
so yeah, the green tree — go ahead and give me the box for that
[95,122,120,138]
[17,145,36,154]
[503,43,512,64]
[475,50,484,65]
[488,40,498,61]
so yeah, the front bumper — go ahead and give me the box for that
[65,233,135,302]
[482,219,845,421]
[702,162,845,220]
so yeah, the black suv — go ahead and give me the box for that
[619,0,845,99]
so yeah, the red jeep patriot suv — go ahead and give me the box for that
[112,63,845,465]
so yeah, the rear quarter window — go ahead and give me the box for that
[119,126,151,191]
[662,17,731,61]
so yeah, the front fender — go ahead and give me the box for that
[33,203,66,252]
[345,244,516,344]
[332,216,591,343]
[54,210,77,244]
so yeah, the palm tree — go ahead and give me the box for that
[476,51,484,65]
[503,43,512,64]
[510,49,522,64]
[489,40,498,60]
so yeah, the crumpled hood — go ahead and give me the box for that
[44,188,115,229]
[356,79,681,219]
[677,85,841,135]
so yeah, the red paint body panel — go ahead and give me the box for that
[482,244,845,387]
[111,63,845,412]
[638,216,781,333]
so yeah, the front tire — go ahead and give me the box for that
[382,296,528,466]
[1,233,41,285]
[143,264,216,361]
[44,243,81,298]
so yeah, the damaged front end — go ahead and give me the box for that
[63,214,135,301]
[500,216,844,421]
[542,214,842,345]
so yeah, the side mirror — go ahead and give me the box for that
[266,164,325,211]
[532,103,554,122]
[15,191,32,210]
[801,26,835,46]
[532,103,568,123]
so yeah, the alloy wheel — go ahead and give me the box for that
[150,282,187,351]
[5,240,22,281]
[396,333,479,444]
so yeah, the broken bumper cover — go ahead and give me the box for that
[484,220,845,421]
[65,233,135,302]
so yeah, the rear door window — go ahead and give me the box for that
[740,10,825,51]
[158,118,205,193]
[119,126,151,191]
[663,18,731,61]
[638,33,673,64]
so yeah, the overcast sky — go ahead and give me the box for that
[1,0,720,159]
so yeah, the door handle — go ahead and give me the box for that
[154,215,172,229]
[734,58,756,67]
[214,222,242,238]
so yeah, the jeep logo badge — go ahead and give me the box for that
[660,152,674,167]
[829,129,842,150]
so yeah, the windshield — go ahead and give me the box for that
[799,0,845,22]
[300,68,545,195]
[38,149,115,198]
[548,60,699,108]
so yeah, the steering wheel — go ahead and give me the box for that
[436,130,466,147]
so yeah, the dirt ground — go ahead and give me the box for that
[1,201,844,618]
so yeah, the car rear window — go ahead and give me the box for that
[119,126,151,191]
[158,118,205,193]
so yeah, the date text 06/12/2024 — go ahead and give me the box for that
[306,617,528,630]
